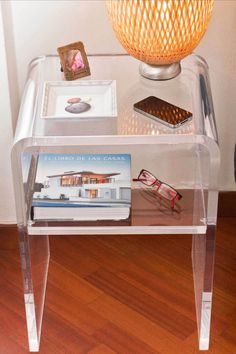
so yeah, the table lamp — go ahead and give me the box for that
[106,0,214,80]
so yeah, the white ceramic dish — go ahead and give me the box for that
[41,80,117,119]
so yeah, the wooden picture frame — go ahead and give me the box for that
[57,41,90,81]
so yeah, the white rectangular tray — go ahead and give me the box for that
[41,80,117,119]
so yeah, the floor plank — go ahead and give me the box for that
[0,217,235,353]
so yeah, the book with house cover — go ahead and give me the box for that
[31,153,131,221]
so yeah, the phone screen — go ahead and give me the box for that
[133,96,192,128]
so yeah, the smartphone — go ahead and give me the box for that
[133,96,192,128]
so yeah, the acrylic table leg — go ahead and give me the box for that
[19,226,50,352]
[192,226,216,350]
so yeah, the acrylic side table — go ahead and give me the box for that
[11,54,220,352]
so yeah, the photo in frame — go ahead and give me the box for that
[57,41,90,81]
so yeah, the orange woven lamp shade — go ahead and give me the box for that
[106,0,214,66]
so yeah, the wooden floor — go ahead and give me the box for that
[0,217,235,354]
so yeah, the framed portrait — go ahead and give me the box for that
[57,41,90,81]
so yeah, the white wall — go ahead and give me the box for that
[196,1,236,191]
[1,0,235,223]
[0,3,16,223]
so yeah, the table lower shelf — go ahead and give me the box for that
[27,189,206,235]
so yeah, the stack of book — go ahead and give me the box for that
[30,153,131,222]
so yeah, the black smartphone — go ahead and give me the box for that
[133,96,192,128]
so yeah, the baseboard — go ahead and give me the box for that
[218,191,236,217]
[0,220,17,225]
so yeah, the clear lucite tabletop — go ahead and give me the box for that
[12,54,220,352]
[15,54,218,140]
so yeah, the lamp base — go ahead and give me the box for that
[139,62,181,80]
